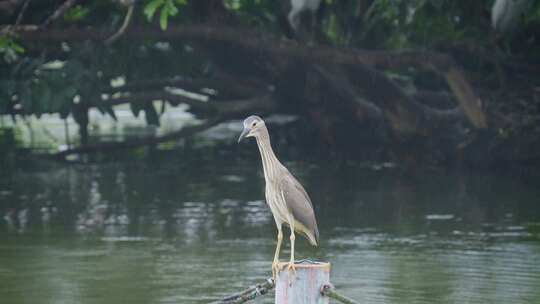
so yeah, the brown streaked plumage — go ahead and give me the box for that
[238,115,319,277]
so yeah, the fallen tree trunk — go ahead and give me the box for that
[54,116,224,158]
[109,75,264,99]
[445,67,487,128]
[54,94,278,158]
[7,23,487,130]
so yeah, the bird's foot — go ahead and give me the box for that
[287,261,296,272]
[285,261,297,285]
[271,260,280,281]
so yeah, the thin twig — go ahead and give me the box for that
[15,0,31,25]
[41,0,78,28]
[0,0,31,35]
[105,2,134,45]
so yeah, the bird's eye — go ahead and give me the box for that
[252,122,257,127]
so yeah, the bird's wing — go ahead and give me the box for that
[281,172,319,245]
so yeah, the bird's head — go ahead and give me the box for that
[238,115,265,143]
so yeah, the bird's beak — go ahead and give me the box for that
[238,128,250,143]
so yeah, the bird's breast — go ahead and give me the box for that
[265,183,291,224]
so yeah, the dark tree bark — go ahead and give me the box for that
[3,21,491,159]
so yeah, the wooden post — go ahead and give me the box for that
[275,260,331,304]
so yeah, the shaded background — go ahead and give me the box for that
[1,0,540,303]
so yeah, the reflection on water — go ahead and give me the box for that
[0,104,197,151]
[1,150,540,304]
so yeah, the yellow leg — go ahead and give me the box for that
[272,228,283,280]
[287,230,296,276]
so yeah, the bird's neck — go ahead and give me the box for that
[255,128,282,180]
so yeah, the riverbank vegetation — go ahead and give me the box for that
[1,0,539,168]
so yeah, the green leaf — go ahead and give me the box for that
[59,108,70,119]
[166,0,178,16]
[104,106,117,121]
[0,35,25,55]
[20,84,33,112]
[62,87,78,100]
[64,5,90,22]
[144,103,160,126]
[144,0,164,21]
[159,100,166,114]
[39,84,52,111]
[0,35,10,49]
[30,83,46,115]
[159,6,169,30]
[10,42,24,54]
[96,106,106,115]
[0,80,16,96]
[71,106,87,126]
[130,102,144,117]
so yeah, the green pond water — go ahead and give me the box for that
[1,147,540,304]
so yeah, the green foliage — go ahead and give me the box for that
[524,0,540,22]
[144,0,186,30]
[1,46,115,121]
[0,35,24,63]
[223,0,278,27]
[0,0,538,152]
[64,5,91,22]
[130,101,144,117]
[0,35,24,54]
[144,103,160,126]
[0,127,19,164]
[129,102,159,126]
[0,128,17,147]
[1,59,77,117]
[360,0,488,49]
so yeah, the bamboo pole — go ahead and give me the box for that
[210,278,274,304]
[321,284,360,304]
[275,260,331,304]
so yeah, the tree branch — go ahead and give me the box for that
[54,94,277,157]
[41,0,78,28]
[110,76,264,99]
[8,24,454,70]
[14,0,30,25]
[412,91,455,109]
[55,116,224,158]
[105,91,216,114]
[445,68,487,128]
[103,91,277,116]
[105,2,134,45]
[0,0,23,15]
[7,23,487,129]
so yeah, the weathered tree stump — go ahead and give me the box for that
[275,260,331,304]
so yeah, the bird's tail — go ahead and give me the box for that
[293,220,319,246]
[304,228,319,246]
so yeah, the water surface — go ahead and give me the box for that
[1,149,539,304]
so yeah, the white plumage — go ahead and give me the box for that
[288,0,322,30]
[491,0,532,34]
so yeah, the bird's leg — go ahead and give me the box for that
[287,230,296,276]
[272,228,283,280]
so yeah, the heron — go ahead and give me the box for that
[238,115,319,278]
